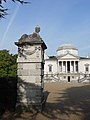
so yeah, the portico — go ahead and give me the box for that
[58,60,79,73]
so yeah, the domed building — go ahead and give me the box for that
[57,44,78,56]
[44,44,90,82]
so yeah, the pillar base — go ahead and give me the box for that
[16,93,45,112]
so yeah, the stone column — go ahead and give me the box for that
[71,61,73,73]
[15,26,47,111]
[61,61,63,72]
[66,61,67,73]
[58,61,60,73]
[60,61,62,72]
[76,61,78,72]
[63,61,65,72]
[72,61,74,72]
[59,61,61,72]
[70,61,71,73]
[64,61,66,73]
[62,61,63,72]
[74,61,76,73]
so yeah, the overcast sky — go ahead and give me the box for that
[0,0,90,56]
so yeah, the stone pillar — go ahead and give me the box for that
[61,61,63,72]
[74,61,76,73]
[66,61,67,73]
[57,61,60,73]
[76,61,78,72]
[72,61,74,72]
[59,61,62,72]
[70,61,71,73]
[65,61,66,73]
[15,26,47,111]
[63,61,66,72]
[62,61,63,72]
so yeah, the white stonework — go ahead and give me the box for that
[15,27,47,111]
[44,44,90,83]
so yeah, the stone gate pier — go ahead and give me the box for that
[15,26,47,111]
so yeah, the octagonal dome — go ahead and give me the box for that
[57,44,78,56]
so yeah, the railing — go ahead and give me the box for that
[44,72,60,82]
[78,72,90,83]
[44,72,90,83]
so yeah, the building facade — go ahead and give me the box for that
[44,44,90,82]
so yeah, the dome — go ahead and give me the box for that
[57,44,78,56]
[57,44,77,51]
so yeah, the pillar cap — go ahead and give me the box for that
[15,26,47,50]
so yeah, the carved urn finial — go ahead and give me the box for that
[35,25,40,33]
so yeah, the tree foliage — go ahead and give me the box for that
[0,50,17,77]
[0,0,30,18]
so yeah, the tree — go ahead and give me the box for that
[0,0,30,18]
[0,50,17,77]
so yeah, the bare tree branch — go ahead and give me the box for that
[0,0,30,19]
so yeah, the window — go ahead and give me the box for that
[48,64,52,72]
[64,76,66,79]
[46,74,48,77]
[85,64,89,72]
[86,66,89,72]
[72,76,74,79]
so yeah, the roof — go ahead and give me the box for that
[57,44,78,51]
[45,56,57,60]
[57,52,80,59]
[49,56,57,59]
[80,57,90,60]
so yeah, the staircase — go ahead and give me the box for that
[44,73,60,82]
[79,72,90,83]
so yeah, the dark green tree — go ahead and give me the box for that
[0,50,17,77]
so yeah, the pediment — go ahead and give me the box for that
[58,53,79,60]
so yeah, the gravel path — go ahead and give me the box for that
[3,82,90,120]
[41,82,90,120]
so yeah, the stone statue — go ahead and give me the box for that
[35,25,40,34]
